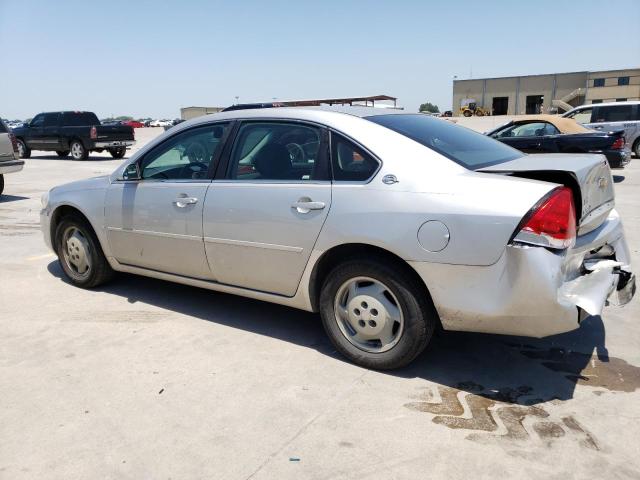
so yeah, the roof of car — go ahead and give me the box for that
[569,100,640,110]
[509,114,591,134]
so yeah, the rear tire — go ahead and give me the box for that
[319,259,437,370]
[0,174,4,196]
[70,140,88,160]
[56,150,70,158]
[109,147,126,159]
[55,213,114,288]
[16,139,31,158]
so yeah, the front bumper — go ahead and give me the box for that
[410,209,634,337]
[603,149,631,169]
[0,159,25,175]
[92,140,135,149]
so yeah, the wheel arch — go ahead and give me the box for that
[308,243,437,320]
[50,204,101,252]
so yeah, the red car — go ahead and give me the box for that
[123,120,144,128]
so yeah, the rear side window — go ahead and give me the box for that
[330,133,379,181]
[62,112,100,126]
[593,105,635,123]
[367,114,522,170]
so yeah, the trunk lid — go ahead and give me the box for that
[479,153,614,235]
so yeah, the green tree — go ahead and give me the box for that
[419,102,439,113]
[115,115,133,121]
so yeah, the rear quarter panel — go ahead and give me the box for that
[317,169,555,266]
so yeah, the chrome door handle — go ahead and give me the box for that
[291,199,326,214]
[173,196,198,208]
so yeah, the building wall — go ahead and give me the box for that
[452,68,639,116]
[180,106,224,120]
[587,69,640,102]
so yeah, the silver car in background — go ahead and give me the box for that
[40,107,635,369]
[563,101,640,157]
[0,118,24,196]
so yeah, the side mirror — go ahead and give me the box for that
[121,163,141,181]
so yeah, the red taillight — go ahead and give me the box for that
[90,126,97,140]
[611,137,625,149]
[8,132,18,153]
[515,187,576,249]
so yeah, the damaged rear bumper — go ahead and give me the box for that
[409,209,634,337]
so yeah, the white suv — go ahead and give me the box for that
[0,118,24,196]
[563,101,640,158]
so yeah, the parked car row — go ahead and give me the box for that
[40,106,635,369]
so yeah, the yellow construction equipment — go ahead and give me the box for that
[459,102,490,117]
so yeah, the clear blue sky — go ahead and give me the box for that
[1,0,639,119]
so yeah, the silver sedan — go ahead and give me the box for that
[40,107,635,369]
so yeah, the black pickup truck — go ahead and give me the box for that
[13,111,135,160]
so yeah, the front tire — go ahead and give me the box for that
[55,214,114,288]
[0,174,4,196]
[319,259,437,370]
[463,110,472,117]
[16,139,31,158]
[633,139,640,159]
[70,140,88,160]
[109,147,126,159]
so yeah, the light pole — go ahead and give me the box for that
[235,96,239,105]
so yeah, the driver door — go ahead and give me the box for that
[105,123,230,279]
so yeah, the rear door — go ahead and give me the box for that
[203,120,331,296]
[591,104,638,141]
[105,123,230,278]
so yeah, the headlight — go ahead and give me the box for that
[41,191,49,208]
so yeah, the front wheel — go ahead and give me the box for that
[109,147,126,159]
[319,259,437,370]
[55,214,114,288]
[16,139,31,158]
[70,140,88,160]
[463,110,472,117]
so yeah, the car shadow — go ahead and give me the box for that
[613,175,625,183]
[46,261,638,407]
[0,194,29,203]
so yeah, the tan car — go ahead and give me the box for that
[0,119,24,196]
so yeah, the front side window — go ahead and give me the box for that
[331,133,379,181]
[593,78,605,87]
[228,122,322,181]
[567,107,593,123]
[43,113,59,127]
[140,123,229,180]
[367,113,522,170]
[494,122,558,138]
[30,114,45,127]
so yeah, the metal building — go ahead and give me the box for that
[452,68,640,116]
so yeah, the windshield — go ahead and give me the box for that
[366,114,523,170]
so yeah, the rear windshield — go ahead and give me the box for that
[366,114,523,170]
[62,112,100,126]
